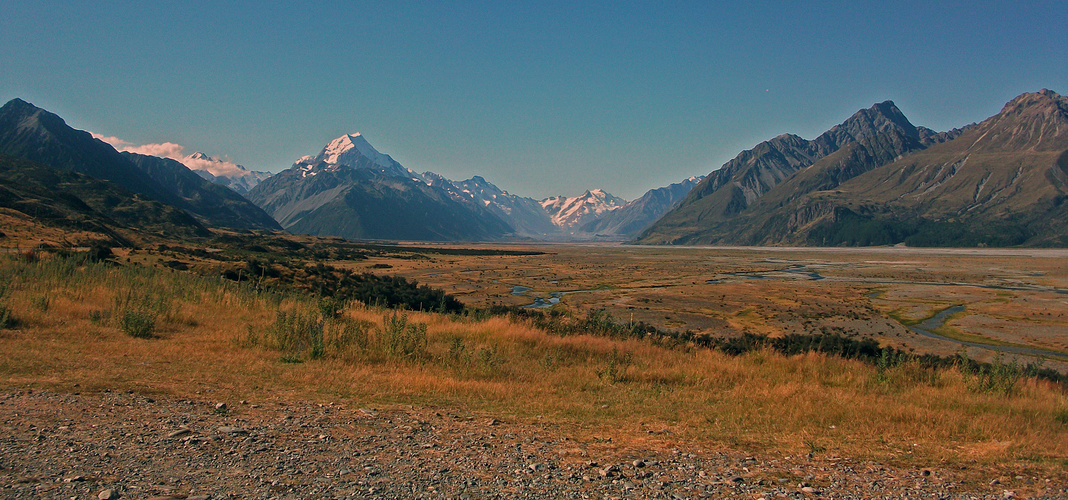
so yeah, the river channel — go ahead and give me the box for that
[906,305,1068,361]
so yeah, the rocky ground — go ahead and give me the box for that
[0,389,1063,499]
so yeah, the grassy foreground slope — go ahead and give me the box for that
[0,253,1065,478]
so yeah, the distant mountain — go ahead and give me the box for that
[246,134,515,241]
[0,98,280,233]
[580,176,703,238]
[423,173,559,237]
[183,152,272,194]
[540,189,627,230]
[122,152,282,231]
[638,90,1068,247]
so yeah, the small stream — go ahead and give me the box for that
[907,305,1068,360]
[511,285,598,309]
[708,264,1068,361]
[709,264,1068,295]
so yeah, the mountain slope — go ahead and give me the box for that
[0,153,208,242]
[637,101,956,244]
[123,152,282,231]
[0,99,178,205]
[0,98,281,233]
[424,173,559,237]
[247,134,514,241]
[799,89,1068,246]
[580,176,703,237]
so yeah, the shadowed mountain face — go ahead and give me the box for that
[637,90,1068,247]
[0,99,177,205]
[246,135,515,242]
[637,101,928,244]
[122,153,282,231]
[0,153,209,242]
[0,98,282,233]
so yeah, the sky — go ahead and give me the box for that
[1,1,1065,200]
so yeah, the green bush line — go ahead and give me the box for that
[481,306,1068,387]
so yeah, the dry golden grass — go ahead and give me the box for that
[0,255,1066,481]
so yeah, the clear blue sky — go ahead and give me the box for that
[2,1,1065,199]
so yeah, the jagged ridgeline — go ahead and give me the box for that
[637,90,1068,247]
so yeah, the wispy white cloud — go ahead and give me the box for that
[90,132,247,177]
[90,132,132,150]
[181,154,248,177]
[127,142,187,160]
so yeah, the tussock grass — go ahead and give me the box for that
[0,255,1066,476]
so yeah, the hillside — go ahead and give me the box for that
[799,89,1068,246]
[0,98,283,233]
[123,152,282,231]
[0,153,208,243]
[637,91,1067,247]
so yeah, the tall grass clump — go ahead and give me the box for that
[246,304,432,364]
[958,351,1025,395]
[0,283,16,329]
[379,312,428,360]
[119,310,156,338]
[255,308,325,362]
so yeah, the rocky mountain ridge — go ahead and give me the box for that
[638,89,1068,247]
[0,99,280,233]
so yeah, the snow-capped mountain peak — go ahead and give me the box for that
[540,189,626,229]
[316,133,395,169]
[179,151,271,194]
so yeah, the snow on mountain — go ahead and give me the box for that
[297,133,411,178]
[182,152,272,194]
[540,189,627,229]
[425,174,558,236]
[579,175,704,237]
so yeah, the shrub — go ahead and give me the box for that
[379,312,427,360]
[262,309,324,361]
[120,310,156,338]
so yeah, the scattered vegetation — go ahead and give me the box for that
[1,250,1066,473]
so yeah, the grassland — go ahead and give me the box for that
[0,247,1066,485]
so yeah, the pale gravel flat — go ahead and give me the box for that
[0,389,1064,499]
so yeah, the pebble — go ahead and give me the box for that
[166,428,191,438]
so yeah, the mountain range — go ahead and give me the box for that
[246,133,696,241]
[637,89,1068,247]
[0,98,281,237]
[1,89,1065,247]
[183,152,272,194]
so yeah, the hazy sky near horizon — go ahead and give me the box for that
[2,1,1065,199]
